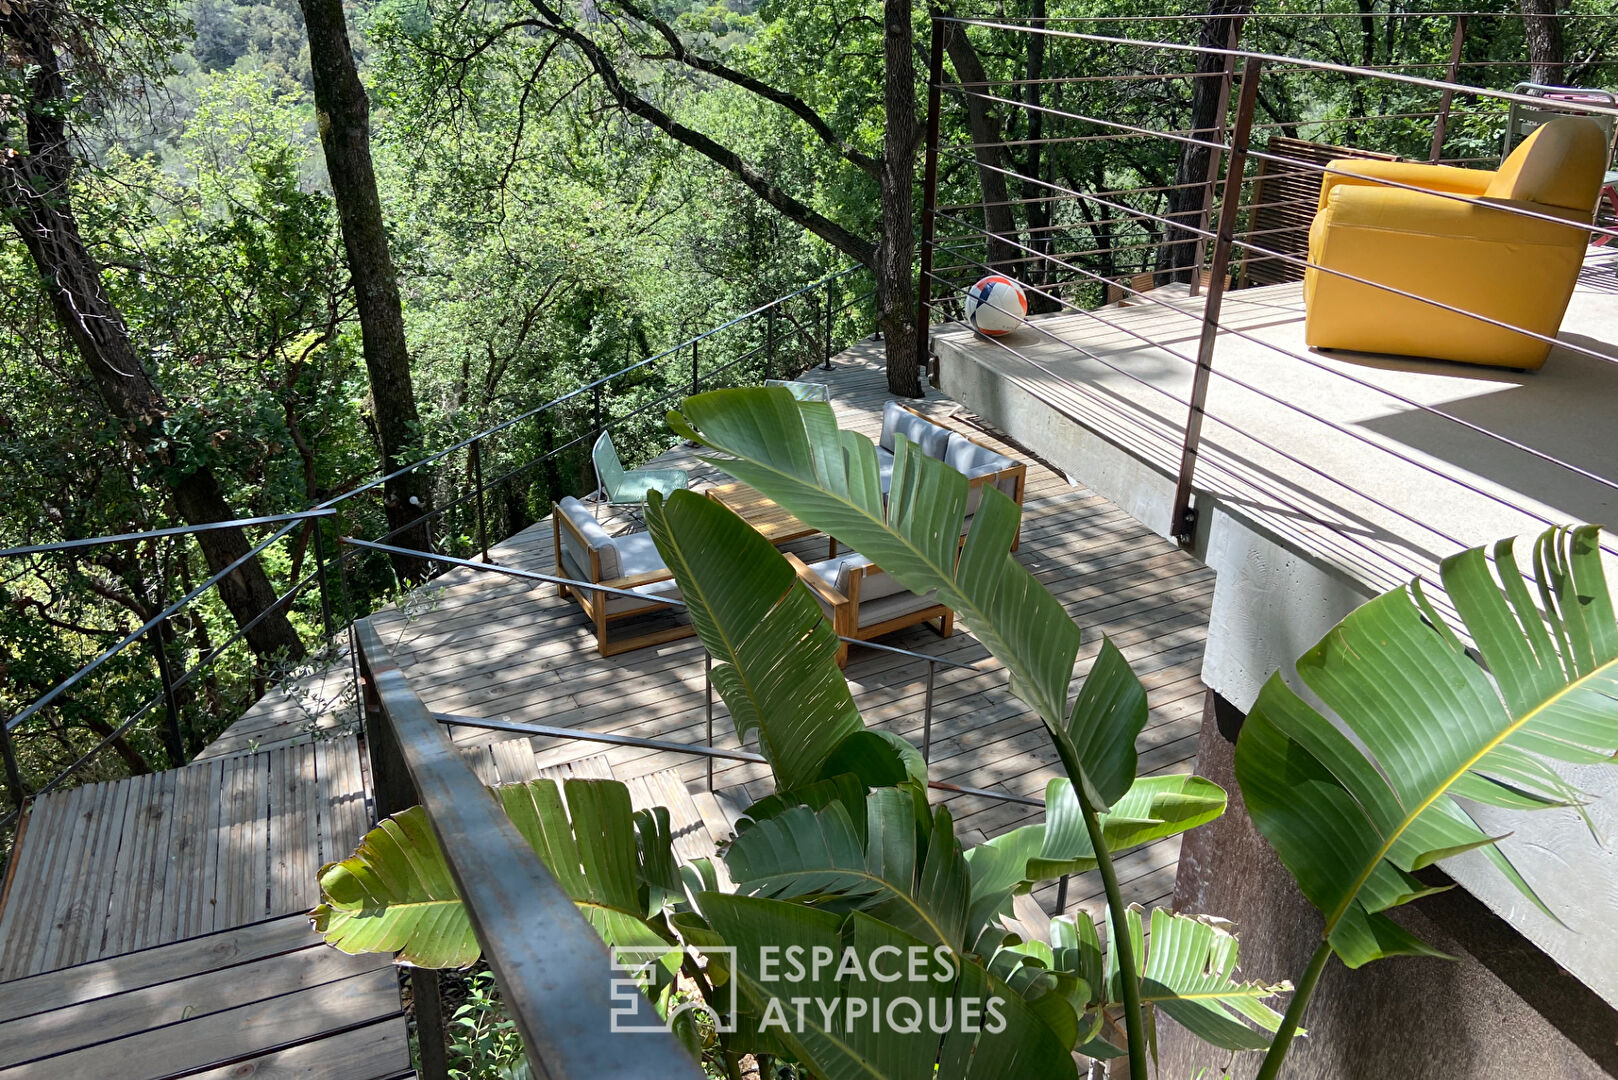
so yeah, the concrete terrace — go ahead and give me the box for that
[933,246,1618,1011]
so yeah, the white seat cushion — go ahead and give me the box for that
[613,532,669,579]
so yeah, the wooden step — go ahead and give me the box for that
[0,736,370,981]
[0,914,409,1079]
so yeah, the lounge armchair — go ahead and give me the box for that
[552,496,693,656]
[785,551,953,667]
[876,402,1027,547]
[764,378,831,402]
[1304,116,1608,369]
[591,431,688,520]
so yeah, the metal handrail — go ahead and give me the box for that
[356,621,703,1080]
[938,18,1618,117]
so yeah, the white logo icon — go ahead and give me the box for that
[608,944,738,1034]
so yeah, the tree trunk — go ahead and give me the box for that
[1156,1,1250,286]
[299,0,433,582]
[1,5,307,664]
[1521,0,1566,85]
[941,22,1022,278]
[880,0,921,398]
[1019,0,1061,315]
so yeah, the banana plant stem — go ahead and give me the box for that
[1254,939,1333,1080]
[1077,790,1148,1080]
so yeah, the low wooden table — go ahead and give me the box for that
[706,481,837,560]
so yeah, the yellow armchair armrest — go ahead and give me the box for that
[1317,158,1493,211]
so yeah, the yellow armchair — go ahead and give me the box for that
[1303,117,1608,370]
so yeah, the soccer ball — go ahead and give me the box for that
[964,275,1028,336]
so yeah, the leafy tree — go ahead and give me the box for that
[299,0,434,580]
[1,0,306,662]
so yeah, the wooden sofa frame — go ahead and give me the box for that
[785,552,954,668]
[552,506,696,657]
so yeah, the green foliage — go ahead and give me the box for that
[444,970,532,1080]
[313,777,681,968]
[1237,525,1618,969]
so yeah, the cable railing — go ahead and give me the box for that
[0,266,873,839]
[918,14,1618,609]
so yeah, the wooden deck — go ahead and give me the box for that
[0,337,1215,1077]
[220,338,1217,918]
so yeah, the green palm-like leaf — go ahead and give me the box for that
[312,778,674,967]
[725,789,971,951]
[695,893,1079,1080]
[312,804,478,968]
[964,775,1228,926]
[646,487,865,791]
[1130,908,1290,1052]
[984,907,1286,1056]
[1236,525,1618,968]
[667,389,1145,808]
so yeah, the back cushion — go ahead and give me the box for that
[834,553,910,603]
[1485,116,1608,211]
[881,402,951,459]
[557,497,620,580]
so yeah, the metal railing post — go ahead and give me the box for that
[471,439,491,563]
[1170,56,1263,548]
[150,622,185,767]
[915,19,946,390]
[922,659,936,764]
[310,517,335,641]
[1056,874,1069,915]
[705,652,715,793]
[1429,15,1468,163]
[1190,18,1245,298]
[691,339,700,396]
[823,279,835,370]
[357,634,449,1080]
[765,304,777,381]
[0,721,25,816]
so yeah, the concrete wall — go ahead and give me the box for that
[1158,697,1617,1080]
[936,339,1618,1027]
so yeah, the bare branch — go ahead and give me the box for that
[607,0,882,180]
[520,0,875,267]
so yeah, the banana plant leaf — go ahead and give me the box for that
[724,788,971,951]
[963,774,1227,928]
[1235,525,1618,968]
[696,892,1080,1080]
[312,777,676,967]
[1128,908,1290,1052]
[645,486,867,792]
[666,389,1146,812]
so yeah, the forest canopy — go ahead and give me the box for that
[1,0,1613,802]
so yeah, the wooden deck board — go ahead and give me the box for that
[0,912,409,1080]
[0,735,370,981]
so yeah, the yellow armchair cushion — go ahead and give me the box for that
[1304,116,1607,370]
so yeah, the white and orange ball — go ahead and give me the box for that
[964,275,1028,336]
